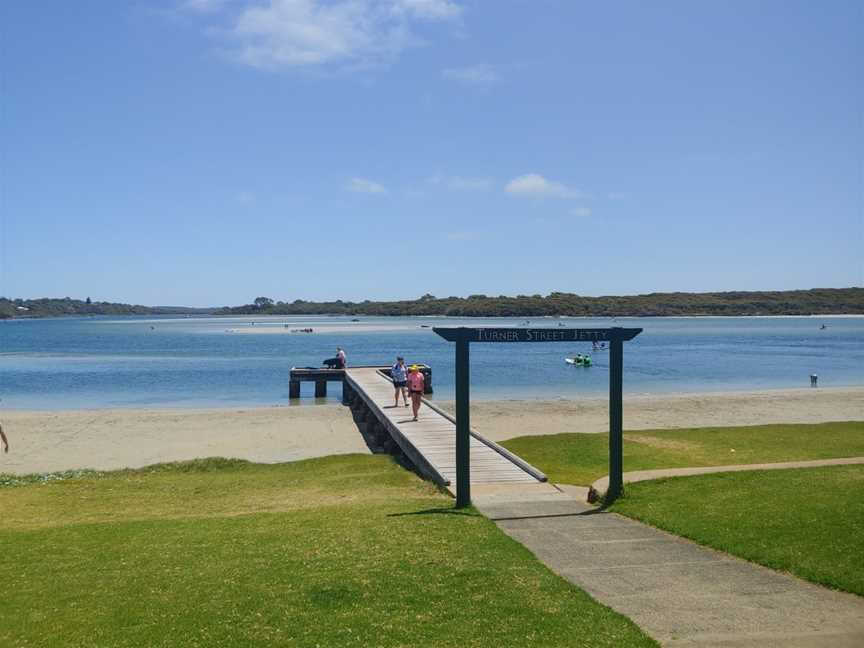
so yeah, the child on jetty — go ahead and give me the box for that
[407,365,425,421]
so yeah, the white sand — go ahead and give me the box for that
[225,324,418,334]
[460,387,864,442]
[2,387,861,475]
[0,406,367,476]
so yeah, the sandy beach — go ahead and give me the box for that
[2,387,862,475]
[225,324,419,334]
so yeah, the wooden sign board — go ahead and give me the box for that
[433,327,642,343]
[432,326,643,507]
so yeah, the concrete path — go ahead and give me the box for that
[474,488,864,647]
[591,457,864,498]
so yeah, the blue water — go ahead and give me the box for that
[0,315,862,409]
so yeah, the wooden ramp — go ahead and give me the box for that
[344,367,546,491]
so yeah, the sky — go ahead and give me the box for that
[1,0,862,307]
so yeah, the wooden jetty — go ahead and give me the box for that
[289,365,433,399]
[288,368,345,398]
[343,367,546,491]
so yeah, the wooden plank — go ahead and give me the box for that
[345,367,545,489]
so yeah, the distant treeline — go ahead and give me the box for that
[218,288,864,317]
[0,297,215,319]
[3,288,862,319]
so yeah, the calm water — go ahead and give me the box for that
[0,315,862,409]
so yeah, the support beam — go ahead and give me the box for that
[607,336,624,502]
[455,335,471,508]
[315,380,327,398]
[289,380,300,399]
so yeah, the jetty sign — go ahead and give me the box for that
[434,327,642,343]
[433,325,643,508]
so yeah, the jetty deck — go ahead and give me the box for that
[344,367,546,491]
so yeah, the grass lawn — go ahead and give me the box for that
[502,421,864,486]
[610,465,864,596]
[0,455,656,648]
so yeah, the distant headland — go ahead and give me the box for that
[2,288,862,319]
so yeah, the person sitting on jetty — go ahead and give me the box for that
[407,365,425,421]
[391,357,409,407]
[322,346,346,369]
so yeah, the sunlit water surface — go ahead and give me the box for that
[1,315,862,409]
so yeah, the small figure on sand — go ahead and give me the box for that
[810,373,818,387]
[407,365,425,421]
[391,357,409,407]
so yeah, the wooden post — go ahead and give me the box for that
[289,380,300,399]
[315,380,327,398]
[607,334,624,502]
[455,334,471,508]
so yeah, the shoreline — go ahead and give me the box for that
[1,387,861,476]
[6,312,864,324]
[3,384,862,414]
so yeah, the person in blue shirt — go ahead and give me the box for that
[391,356,409,407]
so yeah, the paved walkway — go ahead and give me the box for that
[590,457,864,498]
[474,487,864,647]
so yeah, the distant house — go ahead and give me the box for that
[16,306,29,311]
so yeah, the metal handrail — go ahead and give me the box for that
[374,369,548,483]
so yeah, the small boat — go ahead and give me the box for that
[565,355,592,366]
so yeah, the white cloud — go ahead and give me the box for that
[181,0,230,12]
[428,174,492,191]
[197,0,463,70]
[346,177,387,194]
[571,206,591,217]
[441,63,499,85]
[390,0,462,20]
[505,173,582,199]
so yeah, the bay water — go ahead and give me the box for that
[1,315,862,409]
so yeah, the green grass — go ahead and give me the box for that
[502,421,864,486]
[0,455,656,648]
[609,465,864,596]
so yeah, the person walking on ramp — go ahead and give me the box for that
[407,365,425,421]
[391,356,409,407]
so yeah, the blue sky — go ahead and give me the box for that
[1,0,862,306]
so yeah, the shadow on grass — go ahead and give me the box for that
[387,507,481,518]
